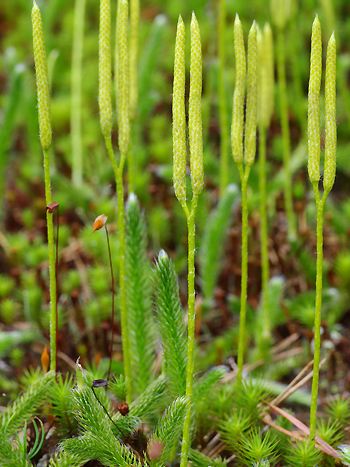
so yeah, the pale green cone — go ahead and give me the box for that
[172,16,187,206]
[258,23,274,128]
[270,0,293,30]
[32,1,52,151]
[244,22,258,167]
[116,0,130,156]
[323,33,337,195]
[231,14,246,166]
[307,16,322,184]
[129,0,139,118]
[189,12,204,197]
[98,0,113,139]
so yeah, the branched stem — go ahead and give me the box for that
[237,167,250,382]
[43,148,57,372]
[309,185,325,441]
[276,28,296,240]
[180,196,198,467]
[258,125,270,353]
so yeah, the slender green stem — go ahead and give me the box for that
[237,167,250,382]
[116,156,132,403]
[104,137,131,402]
[71,0,85,186]
[276,28,296,240]
[104,136,119,180]
[309,186,325,441]
[43,148,57,372]
[258,125,270,353]
[180,196,198,467]
[218,0,229,194]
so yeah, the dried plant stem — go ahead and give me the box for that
[71,0,85,186]
[218,0,229,193]
[258,124,270,352]
[309,186,325,441]
[237,166,249,382]
[180,197,198,467]
[43,148,57,372]
[276,29,296,240]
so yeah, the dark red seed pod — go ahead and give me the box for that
[116,402,129,416]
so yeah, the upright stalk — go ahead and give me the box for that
[237,168,249,381]
[276,28,296,240]
[116,159,132,401]
[258,125,270,347]
[307,19,336,441]
[99,0,131,400]
[32,2,57,372]
[218,0,229,193]
[231,17,258,382]
[309,188,324,440]
[43,148,57,372]
[257,23,274,355]
[172,14,204,466]
[180,197,197,467]
[71,0,86,186]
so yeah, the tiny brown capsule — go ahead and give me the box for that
[93,214,108,231]
[116,401,129,416]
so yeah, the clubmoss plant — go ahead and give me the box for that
[257,23,274,356]
[307,17,337,441]
[231,16,258,382]
[31,1,57,372]
[147,396,187,464]
[270,0,296,240]
[71,0,86,186]
[98,0,132,401]
[126,194,154,396]
[172,13,204,467]
[155,250,187,398]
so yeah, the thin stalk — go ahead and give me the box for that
[180,196,198,467]
[71,0,85,186]
[104,225,115,380]
[43,148,57,372]
[54,205,59,371]
[237,167,249,382]
[309,186,325,441]
[276,28,296,240]
[116,157,132,403]
[218,0,229,194]
[258,125,270,353]
[104,136,131,401]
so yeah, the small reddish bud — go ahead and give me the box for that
[41,346,50,372]
[93,214,108,231]
[116,402,129,416]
